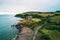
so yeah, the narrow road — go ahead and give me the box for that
[33,20,47,40]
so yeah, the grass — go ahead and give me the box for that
[32,18,41,22]
[38,14,54,17]
[50,16,60,23]
[41,29,60,40]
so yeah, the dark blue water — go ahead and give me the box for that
[0,15,22,40]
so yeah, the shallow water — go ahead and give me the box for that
[0,15,22,40]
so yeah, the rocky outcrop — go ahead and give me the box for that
[16,27,33,40]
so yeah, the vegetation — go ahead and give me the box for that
[50,16,60,23]
[41,29,60,40]
[15,11,60,40]
[19,20,35,27]
[38,14,54,17]
[32,18,41,22]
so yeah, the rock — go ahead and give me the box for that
[16,27,33,40]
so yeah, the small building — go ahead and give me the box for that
[26,15,32,20]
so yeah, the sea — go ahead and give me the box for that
[0,15,22,40]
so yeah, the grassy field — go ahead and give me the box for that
[32,18,41,22]
[38,14,54,17]
[50,16,60,23]
[40,15,60,40]
[41,29,60,40]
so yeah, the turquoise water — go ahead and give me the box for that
[0,15,21,40]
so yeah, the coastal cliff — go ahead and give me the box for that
[16,27,33,40]
[15,11,60,40]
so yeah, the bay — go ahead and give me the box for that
[0,15,22,40]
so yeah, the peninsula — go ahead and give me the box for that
[14,11,60,40]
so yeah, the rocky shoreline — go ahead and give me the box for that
[14,27,33,40]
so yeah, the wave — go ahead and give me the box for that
[11,35,18,40]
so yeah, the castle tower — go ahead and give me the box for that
[26,15,32,20]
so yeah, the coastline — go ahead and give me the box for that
[12,27,33,40]
[11,35,17,40]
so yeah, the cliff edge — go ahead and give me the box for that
[16,27,33,40]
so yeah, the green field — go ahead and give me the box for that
[41,29,60,40]
[50,16,60,23]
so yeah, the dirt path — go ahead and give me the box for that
[16,27,33,40]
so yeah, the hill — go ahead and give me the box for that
[15,11,60,40]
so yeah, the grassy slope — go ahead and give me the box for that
[41,29,60,40]
[50,16,60,23]
[41,16,60,40]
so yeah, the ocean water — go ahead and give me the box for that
[0,15,22,40]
